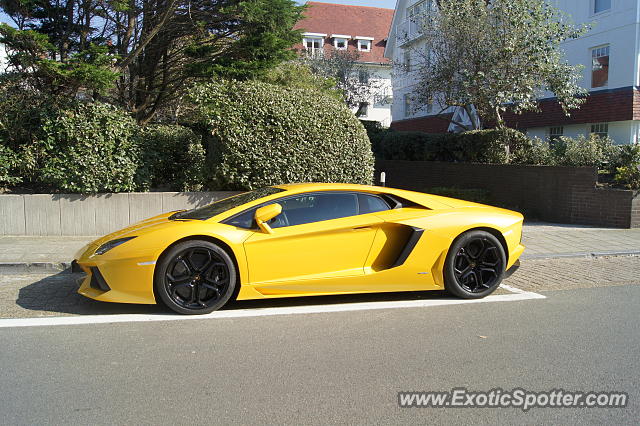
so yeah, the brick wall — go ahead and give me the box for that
[376,160,639,228]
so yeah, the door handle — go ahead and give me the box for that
[352,226,372,231]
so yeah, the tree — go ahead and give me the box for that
[0,0,304,123]
[258,60,343,102]
[304,49,383,116]
[408,0,588,130]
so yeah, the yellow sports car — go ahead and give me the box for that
[73,183,525,314]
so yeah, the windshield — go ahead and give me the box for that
[171,187,285,220]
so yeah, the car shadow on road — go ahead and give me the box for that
[15,271,455,317]
[15,272,165,316]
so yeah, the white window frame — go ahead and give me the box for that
[590,45,610,89]
[355,37,373,52]
[590,123,609,137]
[334,38,348,50]
[592,0,612,15]
[302,33,326,57]
[331,34,350,50]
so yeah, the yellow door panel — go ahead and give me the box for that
[243,214,383,289]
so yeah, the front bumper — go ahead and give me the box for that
[75,256,157,305]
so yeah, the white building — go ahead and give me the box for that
[295,2,394,127]
[385,0,640,144]
[0,42,7,72]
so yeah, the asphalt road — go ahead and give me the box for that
[0,285,638,425]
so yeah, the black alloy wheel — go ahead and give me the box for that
[444,230,506,299]
[155,240,236,315]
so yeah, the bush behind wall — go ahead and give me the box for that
[188,80,374,190]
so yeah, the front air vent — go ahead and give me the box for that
[89,267,111,292]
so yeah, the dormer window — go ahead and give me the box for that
[331,34,351,50]
[302,33,326,57]
[356,36,373,52]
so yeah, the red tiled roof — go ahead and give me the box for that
[293,2,394,64]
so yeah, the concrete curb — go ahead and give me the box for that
[0,262,72,275]
[1,250,639,275]
[521,250,640,260]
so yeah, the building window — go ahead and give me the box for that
[590,123,609,137]
[357,39,372,52]
[334,38,348,50]
[591,45,609,88]
[403,50,411,72]
[594,0,611,14]
[303,37,324,57]
[403,94,413,117]
[358,69,369,84]
[547,126,564,143]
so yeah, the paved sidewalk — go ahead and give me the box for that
[521,223,640,258]
[0,223,638,273]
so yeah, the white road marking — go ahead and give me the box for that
[0,290,545,328]
[499,283,529,294]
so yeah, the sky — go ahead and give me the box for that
[1,1,397,25]
[297,0,396,8]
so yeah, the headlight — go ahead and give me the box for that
[95,236,137,255]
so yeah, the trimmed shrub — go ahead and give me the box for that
[0,145,21,186]
[136,125,206,191]
[611,144,640,189]
[509,137,554,165]
[552,134,614,167]
[34,102,140,193]
[187,80,374,190]
[375,128,532,164]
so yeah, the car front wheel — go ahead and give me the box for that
[155,240,237,315]
[444,230,506,299]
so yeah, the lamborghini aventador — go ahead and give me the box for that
[73,183,525,314]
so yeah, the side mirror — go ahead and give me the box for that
[254,203,282,234]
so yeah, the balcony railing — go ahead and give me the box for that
[303,48,325,59]
[397,12,435,46]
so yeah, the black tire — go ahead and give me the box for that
[155,240,237,315]
[444,230,506,299]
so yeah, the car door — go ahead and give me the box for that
[242,191,386,293]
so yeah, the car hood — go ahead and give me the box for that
[76,211,185,259]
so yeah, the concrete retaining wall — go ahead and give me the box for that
[0,191,238,236]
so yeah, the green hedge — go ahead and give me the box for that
[136,125,206,191]
[187,80,374,190]
[31,103,140,193]
[0,145,21,186]
[374,128,528,163]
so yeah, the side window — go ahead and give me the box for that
[224,191,392,230]
[358,193,391,214]
[225,207,257,229]
[276,192,358,227]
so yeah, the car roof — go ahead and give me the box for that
[274,182,388,193]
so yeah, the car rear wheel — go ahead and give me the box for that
[444,230,506,299]
[155,240,237,315]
